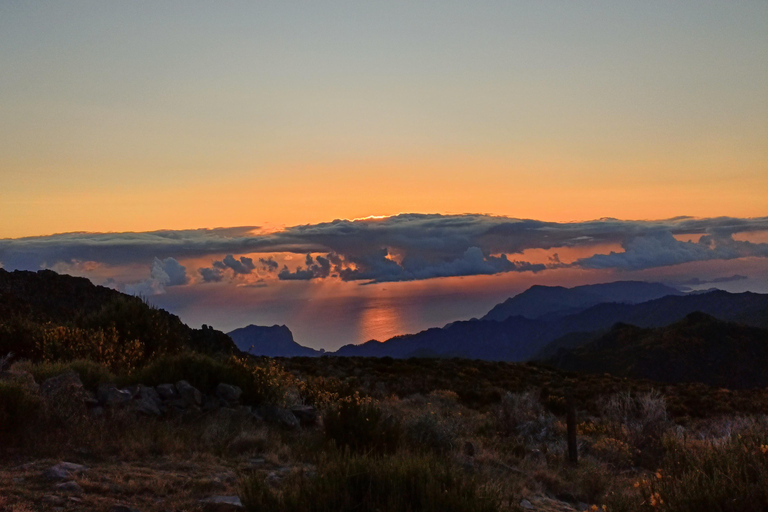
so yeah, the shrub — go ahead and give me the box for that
[404,412,457,454]
[0,381,43,443]
[600,390,670,463]
[632,427,768,512]
[128,353,297,406]
[323,393,401,454]
[240,451,500,512]
[29,359,116,391]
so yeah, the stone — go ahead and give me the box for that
[202,394,221,412]
[156,383,178,400]
[40,371,83,398]
[133,397,161,416]
[111,505,142,512]
[124,384,141,397]
[44,462,88,481]
[42,495,65,506]
[137,385,162,405]
[520,499,535,510]
[216,383,242,405]
[259,406,300,430]
[528,448,547,465]
[199,495,244,512]
[176,380,202,406]
[290,405,318,426]
[97,383,132,407]
[54,481,83,494]
[0,370,39,393]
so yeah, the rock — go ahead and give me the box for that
[463,441,477,457]
[238,405,253,415]
[90,406,105,417]
[199,495,244,512]
[528,448,547,465]
[577,503,590,511]
[290,405,318,426]
[216,383,242,405]
[202,394,221,412]
[111,505,142,512]
[0,370,39,393]
[54,481,83,494]
[260,406,300,430]
[156,383,178,400]
[137,385,162,405]
[44,462,88,480]
[97,384,132,407]
[40,371,83,398]
[124,384,141,397]
[42,495,65,506]
[176,380,202,406]
[520,499,535,510]
[133,397,161,416]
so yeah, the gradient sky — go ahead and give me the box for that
[1,2,767,348]
[1,1,767,238]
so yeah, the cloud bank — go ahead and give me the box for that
[1,214,767,287]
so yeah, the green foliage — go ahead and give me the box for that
[240,451,500,512]
[0,381,42,442]
[323,394,401,454]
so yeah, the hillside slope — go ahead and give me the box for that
[228,324,321,357]
[545,313,768,389]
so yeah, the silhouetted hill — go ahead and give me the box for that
[0,269,239,362]
[545,313,768,389]
[482,281,682,321]
[335,287,768,361]
[228,324,320,357]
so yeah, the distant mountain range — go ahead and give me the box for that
[333,283,768,361]
[481,281,683,321]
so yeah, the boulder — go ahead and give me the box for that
[0,370,39,393]
[133,397,161,416]
[156,383,178,400]
[54,481,83,494]
[199,496,244,512]
[43,462,88,481]
[111,506,141,512]
[40,371,83,398]
[202,394,221,413]
[97,384,132,407]
[176,380,202,406]
[290,405,318,426]
[260,406,300,430]
[216,383,242,405]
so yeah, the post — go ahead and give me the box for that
[566,389,578,465]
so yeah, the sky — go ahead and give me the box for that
[1,2,767,349]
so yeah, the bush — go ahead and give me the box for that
[129,352,296,406]
[632,427,768,512]
[404,413,457,454]
[240,451,500,512]
[0,381,43,443]
[323,393,401,454]
[28,359,116,391]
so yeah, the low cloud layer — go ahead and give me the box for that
[2,214,767,286]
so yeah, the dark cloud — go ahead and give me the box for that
[259,257,279,272]
[199,267,224,283]
[213,254,256,275]
[125,257,188,296]
[278,253,333,280]
[2,214,767,284]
